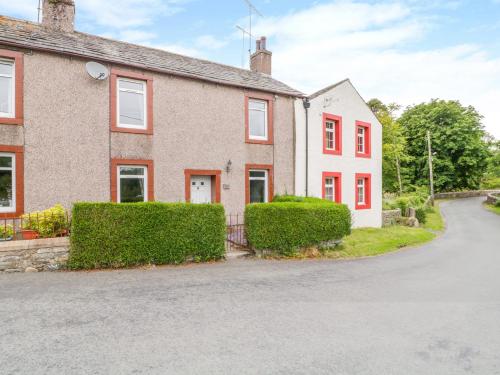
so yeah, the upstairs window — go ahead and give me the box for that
[355,121,371,158]
[0,153,15,212]
[245,93,274,144]
[323,114,342,155]
[110,69,153,135]
[355,173,371,210]
[322,172,342,203]
[0,60,14,118]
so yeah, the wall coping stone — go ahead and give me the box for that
[0,237,69,253]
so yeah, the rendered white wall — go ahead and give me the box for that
[295,80,382,228]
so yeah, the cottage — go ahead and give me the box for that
[0,0,302,218]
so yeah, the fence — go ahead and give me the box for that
[0,211,71,242]
[226,213,247,252]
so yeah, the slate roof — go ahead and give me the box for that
[0,15,303,97]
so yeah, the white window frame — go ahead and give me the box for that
[0,152,15,213]
[117,165,148,203]
[248,99,268,141]
[357,126,365,154]
[249,169,269,203]
[325,121,336,150]
[357,178,365,205]
[117,77,147,130]
[0,59,15,119]
[324,177,335,202]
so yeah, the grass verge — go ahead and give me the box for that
[483,203,500,215]
[323,226,436,259]
[423,201,445,231]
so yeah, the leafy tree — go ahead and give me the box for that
[368,99,409,193]
[398,100,490,192]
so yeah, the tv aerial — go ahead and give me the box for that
[237,0,263,68]
[85,61,109,81]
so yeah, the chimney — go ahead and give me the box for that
[42,0,75,33]
[250,36,272,75]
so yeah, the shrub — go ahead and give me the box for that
[0,224,14,240]
[245,200,351,255]
[22,204,69,238]
[481,177,500,190]
[69,202,226,269]
[273,195,326,204]
[415,207,427,224]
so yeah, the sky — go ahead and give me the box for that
[1,0,500,138]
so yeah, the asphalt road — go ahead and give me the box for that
[1,197,500,375]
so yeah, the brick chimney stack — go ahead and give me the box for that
[42,0,75,33]
[250,36,272,75]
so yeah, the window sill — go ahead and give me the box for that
[111,126,153,135]
[323,149,342,156]
[355,153,371,159]
[355,205,371,210]
[0,117,23,126]
[246,138,273,145]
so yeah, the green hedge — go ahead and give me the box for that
[69,202,226,269]
[245,199,351,255]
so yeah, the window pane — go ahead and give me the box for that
[120,178,145,203]
[325,187,334,201]
[0,62,13,76]
[250,171,266,178]
[0,156,12,168]
[250,179,266,203]
[358,127,364,135]
[119,90,145,126]
[249,99,266,111]
[119,80,144,92]
[0,169,13,208]
[0,76,12,114]
[249,109,266,138]
[119,167,145,176]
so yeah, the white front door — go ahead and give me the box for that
[190,176,212,204]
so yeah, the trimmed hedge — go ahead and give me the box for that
[69,202,226,269]
[245,199,351,255]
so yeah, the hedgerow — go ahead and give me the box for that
[69,202,226,269]
[245,198,351,255]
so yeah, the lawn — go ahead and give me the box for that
[324,226,436,258]
[484,203,500,215]
[423,201,445,231]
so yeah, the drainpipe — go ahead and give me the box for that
[303,98,311,197]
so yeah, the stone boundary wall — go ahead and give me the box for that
[434,190,500,200]
[382,209,402,227]
[0,237,69,273]
[486,192,500,205]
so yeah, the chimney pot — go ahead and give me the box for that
[42,0,75,33]
[250,36,272,75]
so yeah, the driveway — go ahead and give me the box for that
[1,197,499,374]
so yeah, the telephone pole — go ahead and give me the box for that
[427,130,434,204]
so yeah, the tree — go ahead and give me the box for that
[368,99,409,193]
[398,100,490,192]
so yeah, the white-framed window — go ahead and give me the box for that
[249,169,268,203]
[117,78,147,129]
[357,126,365,154]
[325,121,336,150]
[0,59,15,118]
[357,178,365,205]
[324,177,335,202]
[0,153,15,213]
[248,99,268,140]
[117,165,148,203]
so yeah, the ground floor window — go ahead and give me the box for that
[322,172,341,203]
[355,173,371,210]
[0,152,15,212]
[246,164,273,204]
[111,159,154,203]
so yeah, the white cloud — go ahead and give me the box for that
[252,1,500,138]
[195,35,228,50]
[155,44,203,58]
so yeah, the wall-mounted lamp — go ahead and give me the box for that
[226,160,233,173]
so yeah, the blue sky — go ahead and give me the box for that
[2,0,500,137]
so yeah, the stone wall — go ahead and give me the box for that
[434,190,500,200]
[382,209,402,227]
[0,237,69,273]
[486,193,500,205]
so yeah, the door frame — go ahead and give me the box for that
[184,169,222,203]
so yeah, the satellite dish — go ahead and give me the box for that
[86,61,109,80]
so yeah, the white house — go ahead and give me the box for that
[294,79,382,228]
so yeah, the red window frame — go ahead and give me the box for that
[110,68,154,135]
[0,49,24,126]
[355,121,371,158]
[322,172,342,203]
[245,164,274,204]
[355,173,371,210]
[110,159,154,202]
[322,113,342,155]
[0,145,24,218]
[184,169,222,203]
[245,92,274,145]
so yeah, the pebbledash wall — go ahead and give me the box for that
[294,79,383,228]
[0,48,295,216]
